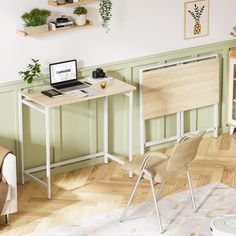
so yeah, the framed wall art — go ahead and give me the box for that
[184,0,209,39]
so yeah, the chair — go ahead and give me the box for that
[120,130,205,234]
[1,153,17,224]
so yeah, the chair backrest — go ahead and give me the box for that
[167,130,205,172]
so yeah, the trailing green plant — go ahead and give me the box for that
[73,6,88,15]
[21,8,51,27]
[19,59,41,84]
[99,0,112,33]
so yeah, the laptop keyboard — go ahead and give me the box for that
[54,80,84,89]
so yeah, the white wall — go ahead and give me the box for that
[0,0,235,84]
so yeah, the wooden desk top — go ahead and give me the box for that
[20,78,136,108]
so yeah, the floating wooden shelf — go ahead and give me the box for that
[17,20,92,37]
[48,0,98,7]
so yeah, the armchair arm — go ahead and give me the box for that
[1,153,17,215]
[2,154,17,188]
[140,151,169,171]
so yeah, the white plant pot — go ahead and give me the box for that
[24,24,48,35]
[75,15,87,26]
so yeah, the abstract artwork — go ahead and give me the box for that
[184,0,209,39]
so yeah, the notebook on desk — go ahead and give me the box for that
[49,59,88,92]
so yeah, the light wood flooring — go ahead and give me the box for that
[1,133,236,235]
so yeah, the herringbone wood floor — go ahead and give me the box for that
[1,133,236,235]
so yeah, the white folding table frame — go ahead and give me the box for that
[139,54,219,155]
[18,80,135,199]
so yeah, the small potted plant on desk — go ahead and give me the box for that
[73,6,88,26]
[19,59,41,93]
[21,8,51,35]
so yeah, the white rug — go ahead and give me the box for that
[27,182,236,236]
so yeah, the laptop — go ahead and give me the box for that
[49,59,88,92]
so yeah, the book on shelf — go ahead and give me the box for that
[50,21,74,31]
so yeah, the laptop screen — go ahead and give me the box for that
[49,60,77,85]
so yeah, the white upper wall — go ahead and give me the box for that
[0,0,235,84]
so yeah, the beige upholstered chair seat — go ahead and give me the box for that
[123,152,181,183]
[120,131,205,234]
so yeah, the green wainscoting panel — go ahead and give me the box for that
[22,106,53,169]
[197,106,214,130]
[0,39,236,180]
[108,69,129,155]
[61,102,92,159]
[0,90,17,152]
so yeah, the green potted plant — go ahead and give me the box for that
[19,59,41,93]
[230,26,236,37]
[73,6,88,26]
[99,0,112,33]
[21,8,51,35]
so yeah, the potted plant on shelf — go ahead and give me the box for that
[99,0,112,33]
[73,6,88,26]
[230,26,236,37]
[19,59,41,93]
[21,8,51,35]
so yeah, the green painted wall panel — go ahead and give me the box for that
[23,106,53,169]
[107,69,128,155]
[0,91,16,152]
[197,106,214,130]
[0,39,235,178]
[61,102,91,159]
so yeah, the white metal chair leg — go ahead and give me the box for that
[120,171,144,222]
[186,169,197,213]
[213,103,218,138]
[150,176,164,234]
[156,182,164,201]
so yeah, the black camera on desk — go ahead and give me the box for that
[92,68,106,79]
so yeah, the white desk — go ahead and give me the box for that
[18,78,136,199]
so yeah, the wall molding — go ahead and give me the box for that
[0,39,235,180]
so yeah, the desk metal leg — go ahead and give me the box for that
[18,93,25,184]
[104,96,108,164]
[180,111,184,137]
[128,91,133,178]
[177,112,181,142]
[140,104,145,156]
[213,103,218,138]
[45,108,51,199]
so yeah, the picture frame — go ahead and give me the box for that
[184,0,209,39]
